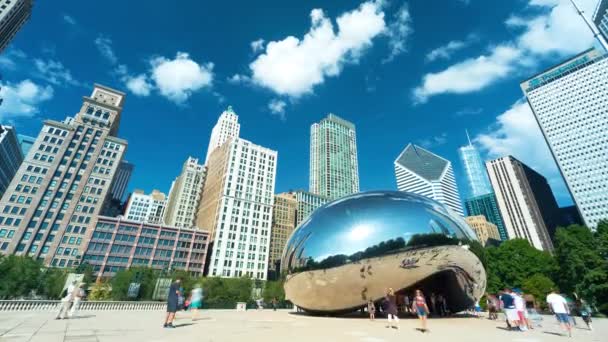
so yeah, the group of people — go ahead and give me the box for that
[55,281,86,320]
[367,288,431,333]
[163,278,205,328]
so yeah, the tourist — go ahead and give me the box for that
[430,292,437,316]
[486,294,498,320]
[403,294,411,315]
[55,281,76,320]
[500,288,518,330]
[367,300,376,321]
[474,300,482,318]
[272,297,278,311]
[384,288,399,329]
[190,285,203,321]
[412,289,430,333]
[578,299,593,331]
[69,283,86,318]
[546,290,572,337]
[163,277,181,328]
[513,289,528,331]
[440,294,449,317]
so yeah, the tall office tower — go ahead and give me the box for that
[486,156,561,251]
[458,136,492,197]
[593,0,608,45]
[0,84,128,267]
[464,215,500,246]
[521,49,608,229]
[123,189,167,224]
[164,157,206,228]
[196,138,277,280]
[394,144,464,216]
[464,193,507,241]
[0,0,33,53]
[108,160,133,201]
[17,134,36,158]
[310,114,359,200]
[204,106,240,164]
[0,125,24,198]
[294,190,328,226]
[268,192,296,275]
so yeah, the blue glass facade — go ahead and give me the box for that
[594,0,608,46]
[465,193,507,241]
[458,144,492,198]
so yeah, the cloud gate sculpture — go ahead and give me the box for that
[281,191,486,314]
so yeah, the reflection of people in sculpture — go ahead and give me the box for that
[367,300,375,321]
[384,288,399,329]
[413,289,430,333]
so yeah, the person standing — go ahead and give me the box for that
[367,300,376,321]
[55,281,76,320]
[546,290,572,337]
[190,285,203,321]
[163,278,181,328]
[384,288,399,329]
[69,283,85,318]
[403,294,411,315]
[413,289,430,333]
[430,293,437,316]
[272,297,278,311]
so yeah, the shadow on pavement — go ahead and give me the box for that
[174,323,196,328]
[543,331,564,336]
[68,315,96,319]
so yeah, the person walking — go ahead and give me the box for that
[500,288,518,330]
[578,299,593,331]
[55,281,76,320]
[163,278,181,328]
[367,300,376,321]
[190,285,203,321]
[513,290,528,331]
[546,290,572,337]
[384,288,399,329]
[272,297,278,311]
[413,289,430,333]
[69,283,85,318]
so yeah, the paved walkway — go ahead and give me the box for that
[0,310,605,342]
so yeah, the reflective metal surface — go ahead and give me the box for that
[281,191,486,314]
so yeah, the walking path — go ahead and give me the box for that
[0,310,605,342]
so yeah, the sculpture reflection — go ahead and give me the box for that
[281,191,486,314]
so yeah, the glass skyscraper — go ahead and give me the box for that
[465,193,507,241]
[310,114,360,200]
[594,0,608,45]
[521,48,608,229]
[458,138,493,198]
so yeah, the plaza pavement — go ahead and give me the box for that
[0,309,605,342]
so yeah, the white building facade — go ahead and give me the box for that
[164,157,206,228]
[204,106,240,164]
[521,49,608,229]
[394,144,464,216]
[124,189,167,224]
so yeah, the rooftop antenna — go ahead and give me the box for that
[465,129,472,146]
[569,0,608,51]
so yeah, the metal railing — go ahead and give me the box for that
[0,300,166,312]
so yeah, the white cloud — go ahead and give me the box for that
[383,3,413,63]
[33,59,82,87]
[0,49,26,70]
[412,0,597,102]
[125,74,152,96]
[249,1,386,97]
[414,45,521,103]
[94,35,118,64]
[150,52,214,103]
[455,107,483,116]
[62,14,76,26]
[250,39,265,53]
[417,133,448,149]
[227,74,250,84]
[268,99,287,120]
[0,80,54,120]
[425,33,478,62]
[475,100,570,202]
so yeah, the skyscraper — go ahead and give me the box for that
[0,0,33,53]
[486,156,559,251]
[310,114,359,200]
[521,48,608,229]
[465,193,507,241]
[0,125,24,198]
[0,84,128,267]
[108,160,133,201]
[268,192,296,276]
[164,157,206,228]
[196,138,277,280]
[458,134,493,198]
[394,144,464,216]
[204,106,240,164]
[123,189,167,224]
[17,134,36,157]
[593,0,608,44]
[465,215,500,246]
[294,190,329,226]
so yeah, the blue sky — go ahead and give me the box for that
[0,0,602,206]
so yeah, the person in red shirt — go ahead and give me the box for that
[412,289,430,332]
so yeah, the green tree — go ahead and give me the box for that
[37,268,68,299]
[486,239,557,291]
[89,281,112,300]
[262,280,285,302]
[468,240,488,270]
[522,274,556,309]
[0,255,42,299]
[199,277,252,308]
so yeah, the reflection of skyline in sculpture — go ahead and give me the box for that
[282,191,486,314]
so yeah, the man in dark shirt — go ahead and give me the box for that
[163,278,181,328]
